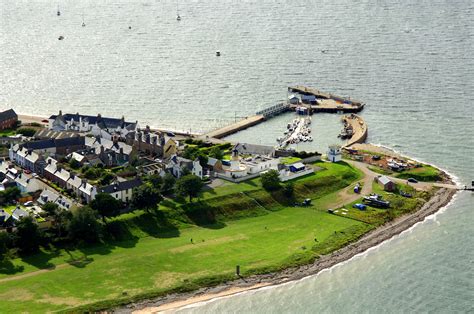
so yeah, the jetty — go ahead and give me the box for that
[288,86,365,113]
[202,115,265,139]
[342,114,368,147]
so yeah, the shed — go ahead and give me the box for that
[376,175,395,192]
[289,162,306,173]
[301,94,317,104]
[288,95,300,104]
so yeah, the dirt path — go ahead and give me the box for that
[0,263,70,283]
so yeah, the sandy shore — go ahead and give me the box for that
[117,185,457,314]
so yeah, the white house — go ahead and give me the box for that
[219,149,280,180]
[98,178,142,203]
[328,145,342,162]
[191,159,203,179]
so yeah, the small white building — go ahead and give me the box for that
[328,145,342,163]
[191,159,203,179]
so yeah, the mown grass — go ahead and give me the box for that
[395,164,441,182]
[332,182,435,226]
[0,161,368,313]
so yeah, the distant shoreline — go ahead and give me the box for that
[118,174,457,313]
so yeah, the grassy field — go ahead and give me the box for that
[0,161,370,312]
[332,182,434,226]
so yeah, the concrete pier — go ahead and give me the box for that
[342,114,368,147]
[202,115,265,139]
[288,86,365,113]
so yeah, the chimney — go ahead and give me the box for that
[100,145,105,154]
[59,110,63,116]
[82,179,87,187]
[145,133,150,144]
[152,135,157,145]
[119,147,124,155]
[160,133,165,146]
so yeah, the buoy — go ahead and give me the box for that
[58,35,64,40]
[176,14,181,21]
[216,51,221,57]
[128,26,132,29]
[82,22,86,27]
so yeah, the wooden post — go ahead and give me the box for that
[236,265,240,276]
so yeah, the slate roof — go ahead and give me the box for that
[49,113,136,130]
[38,189,60,205]
[378,176,393,185]
[233,143,275,156]
[290,162,306,169]
[67,175,82,189]
[0,209,11,224]
[23,136,85,151]
[12,207,29,220]
[99,178,142,194]
[0,109,18,122]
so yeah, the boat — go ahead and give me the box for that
[176,0,181,20]
[58,35,64,40]
[82,14,86,27]
[216,51,221,56]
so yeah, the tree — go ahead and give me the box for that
[69,158,81,170]
[0,232,11,261]
[0,187,21,204]
[183,146,200,160]
[15,216,41,254]
[183,146,208,167]
[53,207,72,239]
[42,202,59,217]
[131,184,163,212]
[42,202,71,238]
[261,170,281,191]
[283,182,295,198]
[90,193,122,222]
[99,172,115,185]
[146,174,163,190]
[67,206,102,244]
[209,146,224,160]
[175,174,203,202]
[17,128,37,137]
[161,173,176,195]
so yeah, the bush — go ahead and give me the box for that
[16,128,37,137]
[260,170,281,191]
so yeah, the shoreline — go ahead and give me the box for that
[15,112,459,313]
[120,184,458,313]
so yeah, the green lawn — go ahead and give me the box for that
[0,161,369,312]
[281,156,302,165]
[395,164,441,182]
[332,182,434,226]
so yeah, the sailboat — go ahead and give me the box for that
[176,0,181,21]
[57,4,61,16]
[81,14,86,27]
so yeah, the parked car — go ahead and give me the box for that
[400,191,413,198]
[353,203,367,210]
[407,178,418,183]
[23,201,34,207]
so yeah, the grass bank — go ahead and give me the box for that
[0,162,378,312]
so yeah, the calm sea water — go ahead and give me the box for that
[1,0,473,313]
